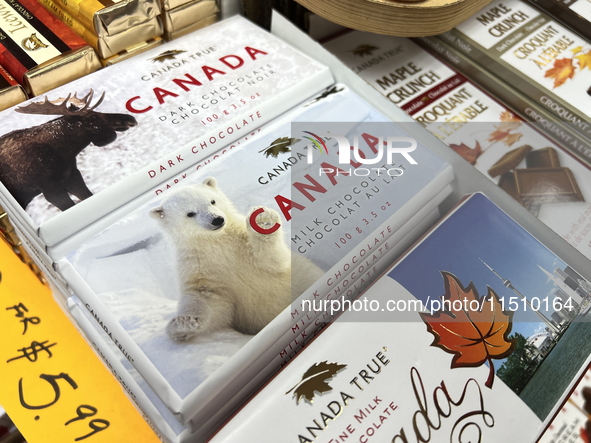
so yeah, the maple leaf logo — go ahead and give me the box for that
[575,50,591,71]
[486,111,523,146]
[351,44,379,57]
[449,141,482,164]
[499,110,521,124]
[545,58,576,88]
[258,137,300,158]
[420,272,517,389]
[151,50,186,63]
[285,361,347,404]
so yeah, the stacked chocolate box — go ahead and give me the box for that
[492,146,584,216]
[35,0,164,63]
[161,0,219,40]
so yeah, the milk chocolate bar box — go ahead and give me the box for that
[64,203,443,442]
[324,31,591,271]
[0,15,333,252]
[210,192,591,443]
[529,0,591,42]
[57,86,453,429]
[441,0,591,147]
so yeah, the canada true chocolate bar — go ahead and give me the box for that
[526,146,560,168]
[53,0,161,37]
[514,167,585,204]
[38,0,163,59]
[488,144,533,177]
[209,193,591,442]
[58,85,453,432]
[162,0,218,32]
[0,15,334,250]
[0,63,26,110]
[0,0,100,95]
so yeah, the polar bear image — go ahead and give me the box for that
[149,177,324,341]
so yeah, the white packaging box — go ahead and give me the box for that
[210,192,591,443]
[0,15,333,251]
[57,85,453,429]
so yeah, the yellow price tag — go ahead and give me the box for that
[0,240,162,443]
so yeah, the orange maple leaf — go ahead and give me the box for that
[576,50,591,71]
[449,141,482,164]
[503,132,523,146]
[420,272,517,388]
[499,110,521,123]
[545,58,576,88]
[488,129,509,143]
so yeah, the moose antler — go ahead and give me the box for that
[15,89,106,116]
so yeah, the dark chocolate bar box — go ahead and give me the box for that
[0,15,333,258]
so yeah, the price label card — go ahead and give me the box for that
[0,239,161,443]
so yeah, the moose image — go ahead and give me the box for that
[0,90,137,212]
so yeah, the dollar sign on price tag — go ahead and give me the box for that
[0,239,161,443]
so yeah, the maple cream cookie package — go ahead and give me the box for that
[211,193,591,442]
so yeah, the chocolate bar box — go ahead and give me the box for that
[210,193,591,443]
[529,0,591,42]
[441,0,591,148]
[0,15,333,253]
[64,204,443,442]
[57,85,453,430]
[324,31,591,268]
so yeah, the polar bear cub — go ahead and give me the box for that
[149,177,323,341]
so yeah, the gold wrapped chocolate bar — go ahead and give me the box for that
[162,0,217,34]
[99,36,163,66]
[0,0,101,95]
[37,0,163,59]
[0,63,27,110]
[52,0,161,37]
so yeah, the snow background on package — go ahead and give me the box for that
[66,86,449,402]
[0,15,326,226]
[67,87,387,399]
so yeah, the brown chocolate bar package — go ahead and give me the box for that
[162,0,218,32]
[52,0,161,37]
[514,167,585,205]
[100,36,163,66]
[38,0,163,59]
[163,12,217,40]
[0,0,100,95]
[487,144,532,178]
[0,63,27,110]
[526,147,561,169]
